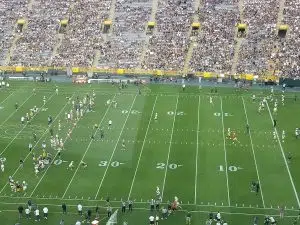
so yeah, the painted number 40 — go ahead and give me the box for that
[156,163,182,169]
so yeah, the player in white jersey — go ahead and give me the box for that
[273,130,277,140]
[1,163,4,172]
[43,96,46,105]
[67,113,71,122]
[108,120,112,128]
[21,116,25,124]
[252,94,256,102]
[68,161,74,170]
[34,164,39,177]
[154,113,158,121]
[273,107,277,114]
[281,95,285,106]
[114,101,117,108]
[227,128,231,138]
[296,128,299,138]
[55,87,58,95]
[209,96,213,105]
[22,181,28,191]
[121,139,126,150]
[282,130,285,142]
[106,99,111,106]
[58,120,61,131]
[42,141,46,149]
[258,105,262,113]
[156,186,160,196]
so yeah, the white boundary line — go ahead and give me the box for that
[161,95,179,200]
[60,95,117,199]
[220,97,231,206]
[241,97,266,208]
[0,93,72,195]
[266,101,300,208]
[127,95,158,200]
[0,93,33,128]
[94,95,137,199]
[194,95,200,204]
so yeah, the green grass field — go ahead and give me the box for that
[0,81,300,225]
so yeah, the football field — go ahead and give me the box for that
[0,81,300,225]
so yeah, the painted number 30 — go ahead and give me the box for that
[99,161,121,167]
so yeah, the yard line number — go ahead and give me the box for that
[218,165,243,172]
[167,111,184,116]
[121,110,141,114]
[98,161,124,167]
[214,112,232,117]
[156,162,183,170]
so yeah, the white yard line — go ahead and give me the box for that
[94,95,137,199]
[59,95,117,199]
[194,96,200,204]
[0,93,49,156]
[0,91,14,106]
[0,93,72,195]
[161,95,179,201]
[266,101,300,208]
[0,93,33,127]
[220,97,231,206]
[241,97,266,208]
[127,96,158,200]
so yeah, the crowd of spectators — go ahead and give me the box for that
[190,0,239,74]
[236,0,279,75]
[0,0,300,77]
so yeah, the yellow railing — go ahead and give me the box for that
[0,66,279,81]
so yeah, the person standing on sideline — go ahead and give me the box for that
[18,205,24,219]
[43,206,48,219]
[186,211,191,225]
[59,219,64,225]
[25,207,31,219]
[77,203,83,216]
[128,199,133,212]
[149,215,155,225]
[121,201,126,213]
[279,206,284,218]
[34,208,40,221]
[95,205,99,218]
[107,205,112,218]
[155,215,159,225]
[62,203,67,214]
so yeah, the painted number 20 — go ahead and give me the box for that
[156,163,181,169]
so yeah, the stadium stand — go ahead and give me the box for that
[0,0,299,77]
